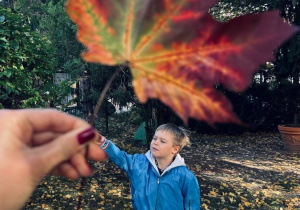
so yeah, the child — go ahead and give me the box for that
[98,123,200,209]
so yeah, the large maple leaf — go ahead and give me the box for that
[66,0,298,124]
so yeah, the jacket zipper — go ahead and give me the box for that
[189,200,191,210]
[155,177,160,210]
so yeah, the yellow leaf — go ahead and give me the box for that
[221,182,227,187]
[98,201,104,205]
[64,194,71,199]
[240,196,246,201]
[244,201,251,207]
[209,191,217,196]
[229,192,235,197]
[201,203,209,210]
[239,203,244,210]
[99,193,105,199]
[291,197,298,202]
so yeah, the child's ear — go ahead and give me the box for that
[172,145,180,154]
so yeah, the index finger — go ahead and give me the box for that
[22,109,89,132]
[0,109,91,147]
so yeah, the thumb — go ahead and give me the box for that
[29,127,97,177]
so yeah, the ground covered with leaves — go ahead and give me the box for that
[24,116,300,210]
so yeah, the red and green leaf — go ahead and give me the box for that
[66,0,298,124]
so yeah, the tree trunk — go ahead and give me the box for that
[294,75,300,125]
[105,111,109,134]
[144,100,155,148]
[80,70,93,121]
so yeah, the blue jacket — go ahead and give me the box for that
[102,139,200,210]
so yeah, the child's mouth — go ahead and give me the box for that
[152,147,158,151]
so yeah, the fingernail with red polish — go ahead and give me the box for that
[77,127,96,145]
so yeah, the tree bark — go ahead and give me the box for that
[80,70,92,121]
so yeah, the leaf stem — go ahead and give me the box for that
[76,64,123,210]
[90,65,123,126]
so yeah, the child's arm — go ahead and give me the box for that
[182,172,201,209]
[99,136,138,176]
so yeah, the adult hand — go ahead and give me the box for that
[0,109,107,210]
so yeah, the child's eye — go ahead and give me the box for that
[161,140,165,143]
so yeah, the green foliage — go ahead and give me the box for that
[15,0,86,76]
[39,0,85,76]
[0,8,58,108]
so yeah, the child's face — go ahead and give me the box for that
[150,130,180,160]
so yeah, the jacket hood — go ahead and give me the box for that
[145,150,186,176]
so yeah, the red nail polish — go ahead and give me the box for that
[77,127,96,145]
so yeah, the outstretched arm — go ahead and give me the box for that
[98,136,139,176]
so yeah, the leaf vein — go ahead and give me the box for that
[131,0,184,58]
[124,0,135,59]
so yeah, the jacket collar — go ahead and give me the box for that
[145,150,186,176]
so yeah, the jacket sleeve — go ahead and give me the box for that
[182,172,201,210]
[100,138,137,177]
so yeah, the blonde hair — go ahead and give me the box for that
[155,123,190,151]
